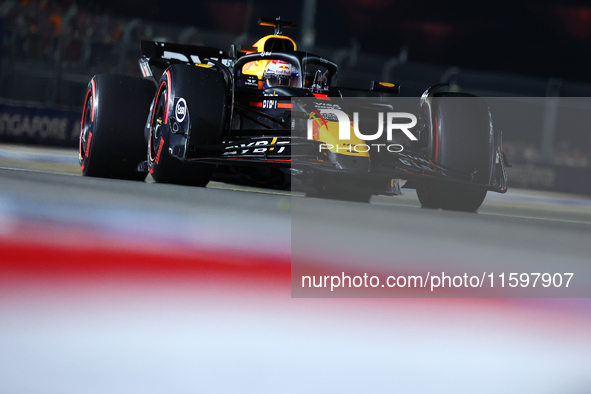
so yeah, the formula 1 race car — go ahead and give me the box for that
[79,17,508,211]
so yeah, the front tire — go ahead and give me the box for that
[417,94,494,212]
[148,65,223,186]
[416,184,487,212]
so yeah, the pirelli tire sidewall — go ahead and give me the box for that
[79,74,155,180]
[429,96,494,183]
[414,96,494,212]
[147,65,225,186]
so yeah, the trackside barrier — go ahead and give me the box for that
[0,99,81,147]
[507,162,591,196]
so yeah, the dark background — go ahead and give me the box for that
[76,0,591,83]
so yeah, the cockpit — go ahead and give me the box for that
[237,52,337,92]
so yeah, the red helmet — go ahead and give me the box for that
[263,60,299,88]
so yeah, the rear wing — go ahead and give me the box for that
[139,40,231,80]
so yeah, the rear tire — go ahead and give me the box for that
[79,74,155,180]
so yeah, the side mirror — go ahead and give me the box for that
[370,81,400,94]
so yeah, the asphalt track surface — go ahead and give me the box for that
[1,143,591,393]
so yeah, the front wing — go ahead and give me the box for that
[172,135,508,193]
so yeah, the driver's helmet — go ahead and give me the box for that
[263,60,299,88]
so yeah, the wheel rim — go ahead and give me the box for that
[149,86,166,163]
[79,91,93,165]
